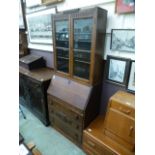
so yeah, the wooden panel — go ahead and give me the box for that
[110,91,135,108]
[51,112,82,145]
[83,143,101,155]
[48,98,83,123]
[48,99,83,132]
[19,66,53,82]
[83,134,115,155]
[47,75,91,111]
[110,100,135,117]
[104,108,135,145]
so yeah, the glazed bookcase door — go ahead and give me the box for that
[54,19,70,74]
[72,17,94,81]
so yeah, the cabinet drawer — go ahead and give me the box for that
[104,108,135,145]
[83,134,115,155]
[110,100,134,117]
[83,136,102,155]
[48,96,83,123]
[48,107,83,132]
[51,114,82,144]
[83,143,101,155]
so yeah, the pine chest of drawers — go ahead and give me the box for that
[83,116,134,155]
[103,91,135,152]
[47,75,102,146]
[82,91,135,155]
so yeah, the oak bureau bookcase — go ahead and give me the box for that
[47,7,107,146]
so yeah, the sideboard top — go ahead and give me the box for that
[19,66,53,82]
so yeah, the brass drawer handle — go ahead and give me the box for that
[119,107,131,114]
[129,126,134,136]
[87,140,95,147]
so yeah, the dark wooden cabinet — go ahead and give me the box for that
[82,91,135,155]
[19,67,53,126]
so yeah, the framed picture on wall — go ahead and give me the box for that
[19,0,26,30]
[26,8,56,44]
[26,0,41,7]
[110,29,135,53]
[127,60,135,93]
[41,0,64,5]
[115,0,135,14]
[106,55,131,87]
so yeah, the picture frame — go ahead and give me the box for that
[110,29,135,53]
[115,0,135,14]
[106,55,131,87]
[26,8,56,44]
[26,0,41,8]
[127,60,135,93]
[19,0,26,30]
[42,0,64,5]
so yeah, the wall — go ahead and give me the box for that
[26,0,135,114]
[30,49,54,68]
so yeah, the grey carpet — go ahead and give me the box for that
[19,105,86,155]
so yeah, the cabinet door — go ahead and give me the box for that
[55,20,70,73]
[19,74,31,107]
[72,18,93,80]
[104,108,135,145]
[27,78,44,117]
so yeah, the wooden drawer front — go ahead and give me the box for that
[51,114,82,144]
[83,143,101,155]
[48,96,83,123]
[48,106,83,132]
[83,134,115,155]
[105,108,135,145]
[110,100,134,118]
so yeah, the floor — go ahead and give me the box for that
[19,105,86,155]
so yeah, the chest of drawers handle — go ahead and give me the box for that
[87,140,95,147]
[119,107,131,115]
[129,126,134,136]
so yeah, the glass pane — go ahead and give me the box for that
[74,18,93,50]
[57,48,69,58]
[73,61,90,79]
[57,57,69,73]
[55,20,69,48]
[74,50,90,62]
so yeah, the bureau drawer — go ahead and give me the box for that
[48,107,83,132]
[51,114,82,144]
[83,134,115,155]
[110,100,135,117]
[48,95,83,123]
